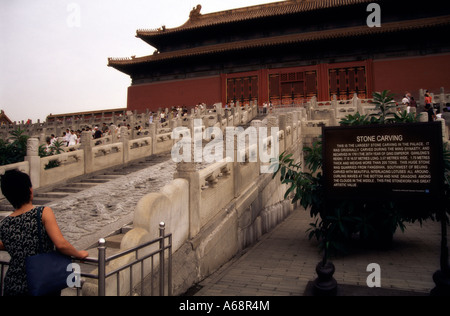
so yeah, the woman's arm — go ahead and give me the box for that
[42,207,89,259]
[0,241,4,251]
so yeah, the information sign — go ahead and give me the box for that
[323,123,445,201]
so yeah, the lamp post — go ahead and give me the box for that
[313,236,338,296]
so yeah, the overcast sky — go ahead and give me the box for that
[0,0,277,123]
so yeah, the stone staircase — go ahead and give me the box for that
[0,153,172,221]
[2,153,175,296]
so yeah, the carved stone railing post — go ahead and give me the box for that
[251,120,263,174]
[81,131,93,174]
[120,126,130,163]
[439,87,446,114]
[39,128,47,147]
[266,116,278,138]
[148,123,157,154]
[25,138,41,189]
[285,112,293,149]
[224,130,240,198]
[174,137,201,239]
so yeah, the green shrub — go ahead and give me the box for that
[0,128,29,166]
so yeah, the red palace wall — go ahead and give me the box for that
[126,54,450,112]
[372,54,450,99]
[127,76,222,112]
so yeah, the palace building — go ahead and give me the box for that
[108,0,450,113]
[0,110,13,125]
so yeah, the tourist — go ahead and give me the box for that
[102,123,109,134]
[68,130,77,147]
[441,107,450,124]
[45,137,52,154]
[50,134,57,146]
[135,125,142,136]
[402,92,411,106]
[0,170,89,296]
[109,123,119,139]
[64,129,71,146]
[62,132,68,147]
[93,126,102,140]
[424,103,436,122]
[408,96,417,113]
[425,91,433,108]
[76,130,82,144]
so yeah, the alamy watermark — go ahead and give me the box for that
[171,119,280,174]
[67,2,81,28]
[66,263,81,288]
[366,3,381,28]
[366,263,382,288]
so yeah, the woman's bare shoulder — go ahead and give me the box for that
[41,206,57,222]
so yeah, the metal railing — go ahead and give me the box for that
[0,255,8,297]
[1,222,172,297]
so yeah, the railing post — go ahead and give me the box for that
[120,126,130,164]
[98,238,107,296]
[159,222,165,296]
[1,262,6,297]
[80,131,93,174]
[149,123,157,155]
[25,138,40,189]
[168,233,172,296]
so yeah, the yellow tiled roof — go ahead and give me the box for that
[136,0,375,38]
[109,15,450,67]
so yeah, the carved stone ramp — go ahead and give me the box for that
[0,153,175,251]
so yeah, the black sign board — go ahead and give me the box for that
[322,122,445,201]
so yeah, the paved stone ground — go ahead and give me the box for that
[195,207,444,296]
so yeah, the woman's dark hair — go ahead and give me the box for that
[0,170,32,209]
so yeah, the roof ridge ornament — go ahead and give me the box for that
[189,4,202,20]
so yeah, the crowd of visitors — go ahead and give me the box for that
[401,90,449,123]
[44,123,133,153]
[40,92,450,155]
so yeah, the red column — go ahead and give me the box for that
[318,63,329,101]
[365,59,374,98]
[220,73,227,106]
[259,68,269,106]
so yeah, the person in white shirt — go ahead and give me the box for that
[68,130,77,147]
[50,134,57,146]
[45,137,52,154]
[63,130,71,147]
[402,93,411,106]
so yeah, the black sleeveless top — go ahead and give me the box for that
[0,206,55,296]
